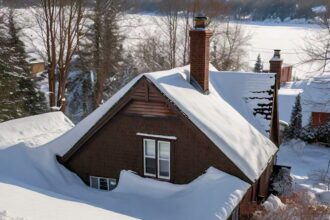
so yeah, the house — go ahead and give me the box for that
[279,75,330,127]
[26,53,45,75]
[47,16,279,217]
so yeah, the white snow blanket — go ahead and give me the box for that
[0,139,249,219]
[0,112,74,149]
[49,65,277,182]
[277,140,330,204]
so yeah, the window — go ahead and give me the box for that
[143,139,170,180]
[158,141,170,179]
[144,139,156,177]
[89,176,117,191]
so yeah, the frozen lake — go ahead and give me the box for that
[124,14,322,78]
[244,22,321,78]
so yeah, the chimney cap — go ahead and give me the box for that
[194,14,209,29]
[270,49,283,62]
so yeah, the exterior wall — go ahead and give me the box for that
[239,160,274,216]
[64,78,249,185]
[281,66,292,83]
[312,112,330,127]
[30,63,45,75]
[66,113,248,185]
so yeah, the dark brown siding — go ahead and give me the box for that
[64,78,250,185]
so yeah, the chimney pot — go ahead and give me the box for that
[269,49,283,90]
[193,14,209,29]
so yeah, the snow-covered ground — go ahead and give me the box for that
[277,140,330,205]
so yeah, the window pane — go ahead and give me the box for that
[144,139,156,157]
[90,176,99,189]
[108,179,117,190]
[159,160,170,178]
[145,157,156,175]
[99,178,108,190]
[158,141,170,159]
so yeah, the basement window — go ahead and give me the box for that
[89,176,117,191]
[143,138,171,180]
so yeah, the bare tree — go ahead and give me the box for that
[211,21,251,71]
[34,0,85,111]
[302,6,330,74]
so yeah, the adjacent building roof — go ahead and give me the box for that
[50,65,277,182]
[280,74,330,125]
[0,112,74,149]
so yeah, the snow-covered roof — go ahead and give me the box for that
[0,112,74,149]
[49,65,277,182]
[210,71,276,135]
[280,75,330,124]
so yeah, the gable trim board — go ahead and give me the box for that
[56,65,277,183]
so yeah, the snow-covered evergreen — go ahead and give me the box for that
[254,54,263,72]
[284,94,302,140]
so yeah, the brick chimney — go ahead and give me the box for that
[189,15,213,94]
[269,50,283,90]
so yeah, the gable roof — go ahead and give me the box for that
[0,112,74,149]
[49,65,277,182]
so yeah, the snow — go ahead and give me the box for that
[262,194,286,212]
[51,65,276,182]
[0,135,249,220]
[14,10,323,80]
[277,140,330,204]
[0,112,74,149]
[312,5,327,14]
[280,75,330,125]
[278,88,303,123]
[210,71,275,135]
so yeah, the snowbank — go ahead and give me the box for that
[0,139,249,219]
[0,112,74,149]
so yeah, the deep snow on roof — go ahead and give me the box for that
[51,65,277,182]
[0,112,74,149]
[210,71,276,135]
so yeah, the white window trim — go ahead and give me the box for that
[157,141,171,180]
[143,139,156,177]
[137,132,177,140]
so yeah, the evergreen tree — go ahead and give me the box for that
[284,94,302,140]
[0,9,48,122]
[254,54,263,72]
